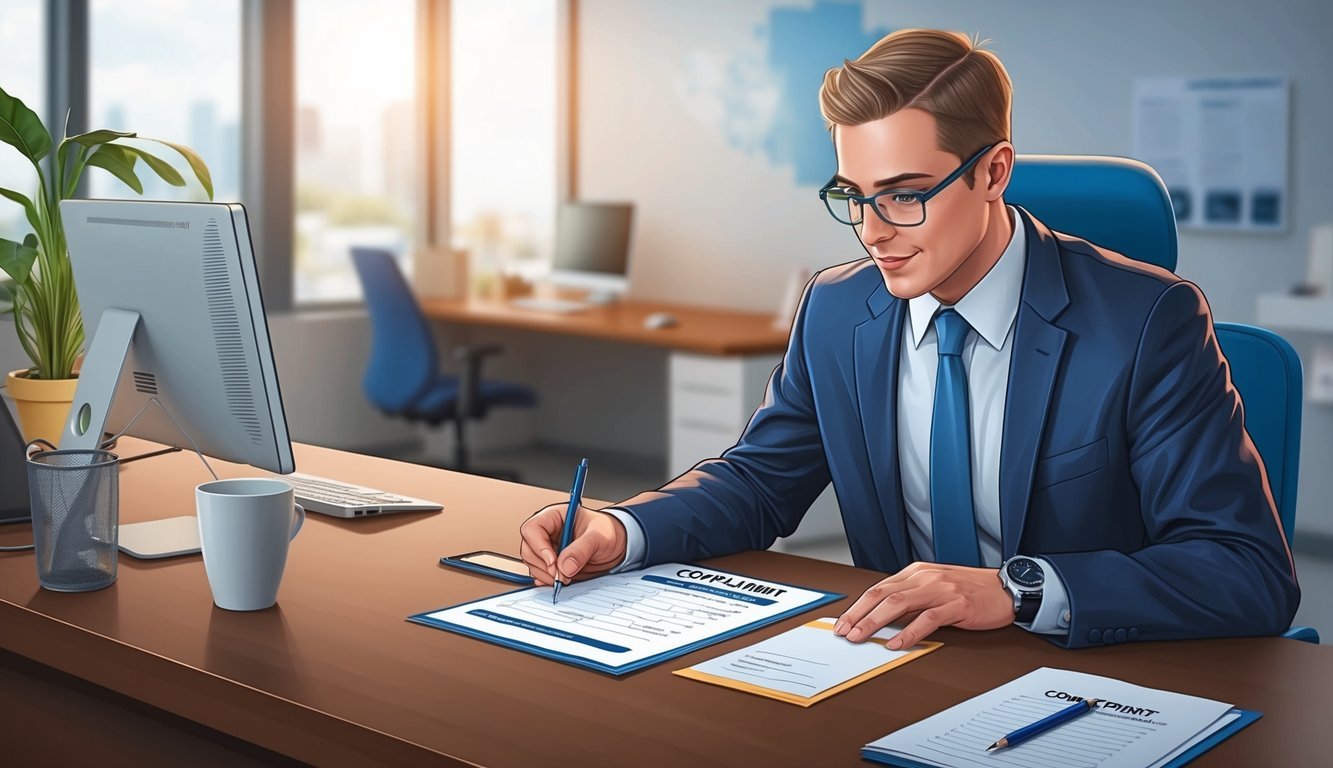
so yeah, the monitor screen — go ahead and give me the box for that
[551,202,633,280]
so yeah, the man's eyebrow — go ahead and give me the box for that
[832,172,935,189]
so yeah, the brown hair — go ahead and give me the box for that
[819,29,1011,187]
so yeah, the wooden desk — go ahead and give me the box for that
[419,297,789,357]
[2,440,1330,766]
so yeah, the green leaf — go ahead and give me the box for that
[119,144,185,187]
[0,236,38,285]
[147,139,213,200]
[67,128,137,147]
[0,85,51,163]
[0,278,14,315]
[0,185,41,234]
[86,144,143,195]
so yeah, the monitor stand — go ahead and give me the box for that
[582,290,619,306]
[60,308,202,559]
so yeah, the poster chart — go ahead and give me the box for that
[409,563,843,675]
[1133,75,1289,232]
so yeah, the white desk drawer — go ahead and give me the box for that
[670,354,745,393]
[670,388,747,429]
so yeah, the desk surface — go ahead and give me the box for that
[420,296,790,356]
[1,440,1331,767]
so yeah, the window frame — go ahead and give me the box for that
[48,0,574,314]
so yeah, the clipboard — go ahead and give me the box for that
[859,711,1260,768]
[408,563,843,676]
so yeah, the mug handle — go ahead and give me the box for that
[290,503,305,541]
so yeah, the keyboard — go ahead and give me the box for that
[509,297,591,314]
[283,472,443,519]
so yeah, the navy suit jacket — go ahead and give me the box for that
[618,207,1299,649]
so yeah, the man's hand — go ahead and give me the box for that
[519,504,628,586]
[834,562,1015,650]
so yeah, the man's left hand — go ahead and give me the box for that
[834,562,1016,650]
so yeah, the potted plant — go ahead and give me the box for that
[0,85,212,443]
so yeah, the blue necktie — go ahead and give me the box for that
[930,309,982,566]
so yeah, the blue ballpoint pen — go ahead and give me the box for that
[987,697,1100,751]
[551,458,589,604]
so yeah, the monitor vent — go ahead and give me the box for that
[202,218,263,445]
[132,371,159,395]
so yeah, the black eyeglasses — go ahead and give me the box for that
[818,144,994,228]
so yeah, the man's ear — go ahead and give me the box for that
[981,142,1014,202]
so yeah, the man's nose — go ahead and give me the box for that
[859,209,898,245]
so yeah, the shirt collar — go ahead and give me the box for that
[907,205,1026,351]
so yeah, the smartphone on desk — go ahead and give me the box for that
[440,551,535,585]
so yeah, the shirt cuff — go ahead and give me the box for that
[1018,557,1071,636]
[602,507,647,573]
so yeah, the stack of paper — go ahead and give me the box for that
[863,667,1258,768]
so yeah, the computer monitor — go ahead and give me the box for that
[59,199,295,557]
[546,202,634,302]
[1,402,30,524]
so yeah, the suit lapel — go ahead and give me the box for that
[854,284,911,570]
[1000,208,1071,556]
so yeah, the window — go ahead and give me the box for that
[450,0,559,284]
[89,0,241,203]
[0,0,46,239]
[294,0,417,305]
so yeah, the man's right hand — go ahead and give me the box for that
[519,504,628,586]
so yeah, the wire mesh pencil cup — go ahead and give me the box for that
[26,441,120,592]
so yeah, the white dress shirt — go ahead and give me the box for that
[608,206,1069,636]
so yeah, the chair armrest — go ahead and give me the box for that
[1283,625,1320,644]
[453,344,505,419]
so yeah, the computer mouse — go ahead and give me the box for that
[643,312,678,330]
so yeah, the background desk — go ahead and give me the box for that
[1,439,1331,766]
[421,297,846,548]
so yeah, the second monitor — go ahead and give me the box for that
[545,201,634,304]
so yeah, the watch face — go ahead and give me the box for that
[1006,558,1044,589]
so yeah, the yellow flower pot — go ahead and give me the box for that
[4,369,78,445]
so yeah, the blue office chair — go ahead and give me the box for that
[1009,155,1316,643]
[1008,154,1178,271]
[1214,323,1317,642]
[351,247,536,476]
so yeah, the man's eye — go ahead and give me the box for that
[890,193,920,205]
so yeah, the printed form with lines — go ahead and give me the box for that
[412,564,838,673]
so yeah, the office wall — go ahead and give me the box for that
[577,0,1333,534]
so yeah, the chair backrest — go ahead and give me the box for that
[1007,155,1178,271]
[1214,323,1303,546]
[350,247,438,413]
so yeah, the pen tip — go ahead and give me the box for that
[986,743,998,752]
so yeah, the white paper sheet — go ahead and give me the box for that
[684,618,921,698]
[865,667,1235,768]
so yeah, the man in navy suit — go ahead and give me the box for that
[519,29,1298,649]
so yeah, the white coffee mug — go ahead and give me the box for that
[196,478,305,611]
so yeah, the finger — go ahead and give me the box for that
[555,530,608,584]
[848,585,940,642]
[835,578,915,637]
[519,509,563,570]
[887,597,968,651]
[519,539,556,584]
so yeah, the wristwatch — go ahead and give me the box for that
[1000,555,1045,624]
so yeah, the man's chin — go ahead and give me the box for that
[881,272,930,300]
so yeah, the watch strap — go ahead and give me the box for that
[1015,592,1041,623]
